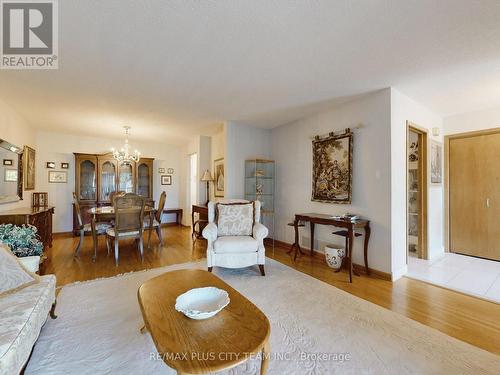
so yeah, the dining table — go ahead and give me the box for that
[88,206,156,260]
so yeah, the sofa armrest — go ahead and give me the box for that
[253,222,268,242]
[18,256,40,274]
[202,222,218,242]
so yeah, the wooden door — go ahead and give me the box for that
[449,132,500,260]
[484,135,500,260]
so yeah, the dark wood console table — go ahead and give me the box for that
[291,213,371,283]
[191,204,208,241]
[0,206,55,249]
[163,208,183,225]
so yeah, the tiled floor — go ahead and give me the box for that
[406,252,500,303]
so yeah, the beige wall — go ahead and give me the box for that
[270,89,392,274]
[444,106,500,135]
[0,98,35,211]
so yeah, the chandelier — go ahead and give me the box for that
[112,126,141,165]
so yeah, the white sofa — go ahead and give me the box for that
[0,255,56,374]
[202,200,268,275]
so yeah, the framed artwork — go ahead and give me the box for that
[46,162,56,169]
[48,170,67,183]
[23,146,36,190]
[430,140,442,184]
[161,175,172,185]
[61,162,69,169]
[158,168,165,173]
[4,169,18,182]
[3,159,13,166]
[214,158,224,197]
[167,168,174,174]
[311,131,353,204]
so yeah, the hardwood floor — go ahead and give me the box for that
[45,225,500,355]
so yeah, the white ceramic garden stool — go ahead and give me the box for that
[324,246,345,270]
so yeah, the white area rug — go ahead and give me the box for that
[27,259,500,374]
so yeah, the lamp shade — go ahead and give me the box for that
[201,169,214,182]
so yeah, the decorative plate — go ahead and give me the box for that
[175,287,230,320]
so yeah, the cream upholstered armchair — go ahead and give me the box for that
[202,200,268,276]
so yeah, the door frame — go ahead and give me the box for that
[406,121,428,259]
[444,126,500,252]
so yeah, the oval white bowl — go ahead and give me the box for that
[175,287,230,320]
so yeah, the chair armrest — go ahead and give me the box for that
[253,222,268,241]
[202,222,218,242]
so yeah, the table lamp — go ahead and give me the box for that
[201,170,214,206]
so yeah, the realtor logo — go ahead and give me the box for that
[1,0,58,69]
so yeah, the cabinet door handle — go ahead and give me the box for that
[486,198,490,208]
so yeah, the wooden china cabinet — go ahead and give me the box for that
[73,153,154,233]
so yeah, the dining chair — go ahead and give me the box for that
[73,192,112,260]
[105,193,145,266]
[144,191,166,245]
[109,191,125,204]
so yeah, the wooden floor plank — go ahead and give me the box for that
[44,226,500,355]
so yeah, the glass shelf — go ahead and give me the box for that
[245,159,275,252]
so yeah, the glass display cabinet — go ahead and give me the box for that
[137,159,153,198]
[99,158,117,202]
[75,155,97,201]
[118,163,134,193]
[245,159,275,250]
[73,153,154,233]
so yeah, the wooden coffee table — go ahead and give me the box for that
[137,269,271,374]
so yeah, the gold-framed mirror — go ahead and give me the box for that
[0,139,23,204]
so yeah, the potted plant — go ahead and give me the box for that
[0,224,44,272]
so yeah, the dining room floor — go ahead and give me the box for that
[406,252,500,303]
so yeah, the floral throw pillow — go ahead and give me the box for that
[216,203,254,236]
[0,243,39,297]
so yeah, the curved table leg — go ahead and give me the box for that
[364,223,371,275]
[148,211,153,249]
[260,340,270,375]
[91,214,97,262]
[289,218,304,261]
[348,227,354,283]
[310,222,315,256]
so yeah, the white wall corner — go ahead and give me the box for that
[391,264,408,281]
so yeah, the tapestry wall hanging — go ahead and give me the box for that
[312,130,353,204]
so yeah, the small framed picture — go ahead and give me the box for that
[167,168,174,174]
[61,162,69,169]
[4,169,18,182]
[3,159,13,166]
[158,167,165,173]
[161,175,172,185]
[48,170,67,183]
[430,140,443,184]
[46,162,56,169]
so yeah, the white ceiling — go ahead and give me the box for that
[2,0,500,144]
